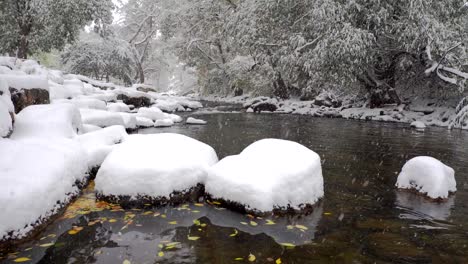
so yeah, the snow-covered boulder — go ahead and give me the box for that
[53,98,107,110]
[82,124,102,133]
[80,109,125,128]
[410,121,426,130]
[114,89,152,108]
[0,78,14,137]
[137,107,166,121]
[155,119,174,127]
[95,134,218,203]
[120,113,138,130]
[11,104,83,139]
[206,139,324,212]
[396,157,456,199]
[1,74,50,113]
[107,102,131,113]
[0,138,88,240]
[167,113,183,123]
[75,125,128,169]
[136,116,154,128]
[187,117,207,125]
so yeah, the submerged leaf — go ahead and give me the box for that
[39,243,54,248]
[194,203,204,207]
[280,243,296,248]
[158,252,164,257]
[229,229,238,237]
[168,221,178,225]
[250,221,258,226]
[123,260,131,264]
[295,225,308,230]
[188,236,200,241]
[14,257,31,263]
[276,258,282,264]
[265,220,276,225]
[234,257,244,261]
[248,253,256,262]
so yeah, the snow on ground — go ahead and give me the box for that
[53,98,107,110]
[82,124,102,133]
[75,126,128,169]
[0,138,88,240]
[186,117,207,125]
[0,74,49,91]
[80,109,125,128]
[410,121,426,130]
[0,78,14,137]
[95,134,218,199]
[11,104,83,139]
[137,107,166,121]
[396,157,456,199]
[206,139,324,212]
[119,113,138,130]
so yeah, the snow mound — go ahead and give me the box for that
[0,78,14,137]
[187,117,207,125]
[53,98,107,110]
[0,138,88,240]
[137,107,166,121]
[206,139,324,212]
[11,104,83,139]
[76,125,128,169]
[82,124,102,133]
[120,113,138,130]
[155,119,174,127]
[396,157,456,199]
[136,117,154,128]
[80,109,125,128]
[1,74,49,91]
[107,102,131,113]
[95,134,218,199]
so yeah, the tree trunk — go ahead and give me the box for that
[17,33,29,59]
[273,72,290,99]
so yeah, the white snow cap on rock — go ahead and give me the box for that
[410,121,426,130]
[1,74,49,91]
[187,117,207,125]
[107,102,131,113]
[11,104,83,139]
[95,133,219,198]
[136,117,154,128]
[396,156,456,199]
[0,138,88,239]
[155,119,174,127]
[0,78,14,137]
[206,139,324,212]
[137,107,166,121]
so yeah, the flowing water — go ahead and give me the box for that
[1,111,468,263]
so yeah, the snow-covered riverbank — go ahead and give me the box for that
[198,93,468,130]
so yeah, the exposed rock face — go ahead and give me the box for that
[116,94,151,108]
[9,87,50,113]
[234,87,244,97]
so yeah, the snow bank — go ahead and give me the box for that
[0,78,14,137]
[95,134,218,199]
[396,157,456,199]
[75,125,128,169]
[0,138,88,240]
[80,109,125,128]
[155,119,174,127]
[82,124,102,133]
[11,104,82,139]
[187,117,207,125]
[120,113,137,130]
[107,102,131,113]
[53,98,107,110]
[206,139,324,212]
[1,74,49,91]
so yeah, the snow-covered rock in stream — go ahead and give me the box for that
[52,98,107,110]
[137,107,166,121]
[1,74,50,113]
[410,121,426,130]
[75,125,128,169]
[136,117,154,128]
[119,113,138,130]
[186,117,207,125]
[82,124,102,133]
[107,102,131,113]
[95,134,218,203]
[155,119,174,127]
[80,109,125,128]
[11,104,83,139]
[206,139,324,212]
[396,157,456,199]
[0,138,88,240]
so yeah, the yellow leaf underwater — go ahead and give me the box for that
[250,221,258,226]
[109,219,117,223]
[248,253,256,262]
[168,221,178,225]
[158,251,164,257]
[194,203,204,207]
[276,258,282,264]
[188,236,200,241]
[234,257,244,261]
[14,257,31,263]
[265,220,276,225]
[39,243,54,248]
[280,243,296,248]
[295,225,308,230]
[229,229,238,237]
[123,260,131,264]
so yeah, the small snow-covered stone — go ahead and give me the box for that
[206,139,324,212]
[107,102,131,113]
[95,134,218,199]
[410,121,426,130]
[119,113,138,130]
[53,98,107,110]
[187,117,207,125]
[137,107,166,121]
[246,108,254,113]
[155,119,174,127]
[396,157,456,199]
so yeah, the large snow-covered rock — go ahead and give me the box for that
[396,157,456,199]
[95,134,218,200]
[137,107,166,121]
[11,104,83,139]
[0,138,88,240]
[107,102,131,113]
[2,74,50,113]
[119,113,138,130]
[80,108,125,128]
[136,116,154,128]
[187,117,207,125]
[75,125,128,169]
[53,98,107,110]
[206,139,324,212]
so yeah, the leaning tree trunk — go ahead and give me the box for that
[273,72,290,99]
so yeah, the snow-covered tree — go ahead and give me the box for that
[0,0,113,59]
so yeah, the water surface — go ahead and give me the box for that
[1,112,468,263]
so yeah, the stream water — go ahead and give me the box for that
[1,111,468,263]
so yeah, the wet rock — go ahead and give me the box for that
[116,93,151,109]
[9,87,49,113]
[355,218,402,233]
[314,92,342,108]
[234,87,243,97]
[253,102,278,113]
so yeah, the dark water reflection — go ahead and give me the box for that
[2,112,468,263]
